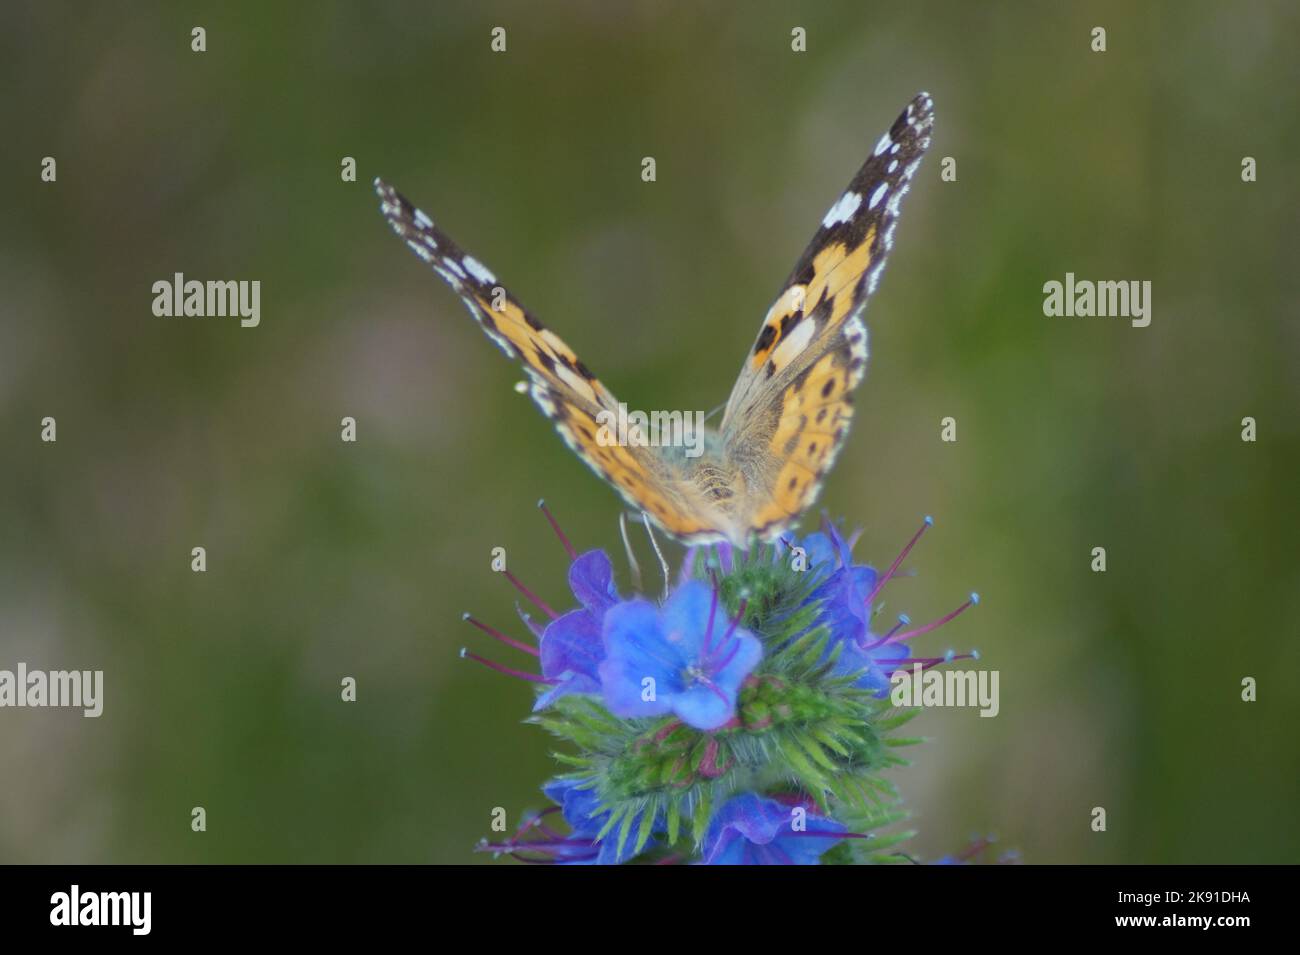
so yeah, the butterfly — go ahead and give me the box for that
[376,92,933,548]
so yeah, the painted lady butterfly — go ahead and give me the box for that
[377,92,934,548]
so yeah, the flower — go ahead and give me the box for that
[539,777,659,864]
[780,526,845,584]
[784,521,909,694]
[534,549,619,710]
[790,517,978,697]
[701,793,848,865]
[463,506,990,864]
[476,777,660,864]
[599,580,762,730]
[800,522,876,646]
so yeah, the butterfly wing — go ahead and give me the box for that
[717,93,934,542]
[375,178,730,541]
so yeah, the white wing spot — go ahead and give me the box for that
[433,265,464,290]
[555,362,596,402]
[414,209,434,229]
[845,316,869,365]
[868,183,889,210]
[463,256,496,284]
[822,191,861,228]
[405,239,434,263]
[865,261,884,296]
[886,182,911,218]
[873,133,892,157]
[530,383,556,417]
[771,316,817,370]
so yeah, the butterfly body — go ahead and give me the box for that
[377,93,934,548]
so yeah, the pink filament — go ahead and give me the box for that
[862,516,933,610]
[460,649,554,684]
[504,570,558,620]
[464,613,540,657]
[538,499,577,560]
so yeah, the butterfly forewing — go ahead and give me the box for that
[720,92,935,542]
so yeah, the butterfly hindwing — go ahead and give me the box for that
[721,92,935,541]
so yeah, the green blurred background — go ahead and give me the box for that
[2,0,1298,863]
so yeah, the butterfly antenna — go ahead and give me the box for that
[619,511,643,593]
[640,510,671,600]
[702,401,726,425]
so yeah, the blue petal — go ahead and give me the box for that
[819,519,858,570]
[658,580,717,658]
[671,684,735,731]
[598,599,678,719]
[542,777,604,836]
[539,608,604,683]
[672,628,762,730]
[543,778,660,864]
[785,519,858,580]
[834,637,911,697]
[745,821,846,864]
[794,532,840,577]
[703,792,784,848]
[534,607,606,710]
[568,549,619,612]
[702,793,846,865]
[532,671,601,711]
[810,565,877,646]
[713,628,763,691]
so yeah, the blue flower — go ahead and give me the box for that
[831,632,913,695]
[542,778,658,865]
[788,522,912,695]
[534,550,619,710]
[467,507,986,865]
[808,556,876,648]
[781,525,847,584]
[701,793,847,865]
[599,580,762,731]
